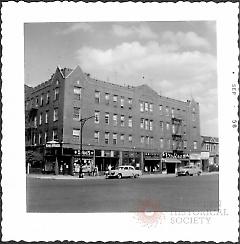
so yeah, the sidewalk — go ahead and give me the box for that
[27,171,218,180]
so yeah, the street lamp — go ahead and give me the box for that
[79,115,95,178]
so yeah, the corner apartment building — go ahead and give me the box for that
[25,66,201,174]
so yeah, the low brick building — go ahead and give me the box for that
[25,65,202,175]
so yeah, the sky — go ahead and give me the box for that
[24,21,218,137]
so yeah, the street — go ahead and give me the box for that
[27,174,218,212]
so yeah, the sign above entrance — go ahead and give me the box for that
[74,150,94,157]
[46,141,61,148]
[144,152,160,160]
[162,152,189,159]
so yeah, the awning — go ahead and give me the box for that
[162,158,181,164]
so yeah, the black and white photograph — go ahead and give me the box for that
[1,2,239,242]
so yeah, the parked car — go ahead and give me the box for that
[176,165,202,176]
[106,165,142,179]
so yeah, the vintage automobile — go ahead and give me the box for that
[176,165,202,176]
[106,165,142,179]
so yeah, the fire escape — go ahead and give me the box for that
[25,107,38,147]
[171,115,183,154]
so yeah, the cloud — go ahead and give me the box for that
[162,31,210,49]
[59,23,93,34]
[76,40,217,136]
[112,24,158,39]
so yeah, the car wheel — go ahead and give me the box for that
[197,172,201,176]
[186,171,189,176]
[134,174,139,178]
[117,174,122,179]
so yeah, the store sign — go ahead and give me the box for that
[74,150,94,157]
[201,152,210,159]
[144,152,160,159]
[190,153,201,160]
[46,143,61,148]
[162,152,189,159]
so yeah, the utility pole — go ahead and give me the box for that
[79,115,95,178]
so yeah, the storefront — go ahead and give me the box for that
[144,152,161,173]
[201,151,210,171]
[122,151,141,169]
[73,149,94,173]
[190,153,201,167]
[161,152,181,174]
[95,150,119,172]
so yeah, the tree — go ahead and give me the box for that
[26,150,43,167]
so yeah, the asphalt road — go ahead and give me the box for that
[27,174,219,212]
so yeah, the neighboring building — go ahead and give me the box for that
[201,136,219,171]
[25,65,201,175]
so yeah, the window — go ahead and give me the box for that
[105,112,109,124]
[146,136,150,145]
[113,114,117,126]
[184,140,187,149]
[73,129,80,140]
[149,120,153,131]
[172,124,175,134]
[39,113,42,125]
[120,97,124,108]
[46,92,50,104]
[53,108,58,121]
[128,135,132,143]
[145,119,149,130]
[165,107,169,116]
[54,87,59,100]
[145,102,149,112]
[159,105,163,114]
[141,136,145,144]
[120,115,125,126]
[140,118,144,129]
[39,132,42,144]
[34,116,37,127]
[40,94,44,106]
[192,113,196,121]
[45,111,49,124]
[166,122,170,130]
[53,129,58,140]
[128,98,133,105]
[160,121,163,131]
[95,111,100,124]
[94,131,100,143]
[95,91,100,103]
[167,139,171,149]
[56,80,59,85]
[172,108,175,117]
[44,131,48,143]
[74,87,81,100]
[150,137,154,145]
[73,107,81,121]
[105,93,110,105]
[35,97,39,106]
[128,116,132,127]
[105,132,109,144]
[113,133,117,145]
[33,133,36,145]
[120,134,125,144]
[140,102,144,112]
[194,141,197,150]
[160,138,164,149]
[113,95,118,103]
[149,103,153,112]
